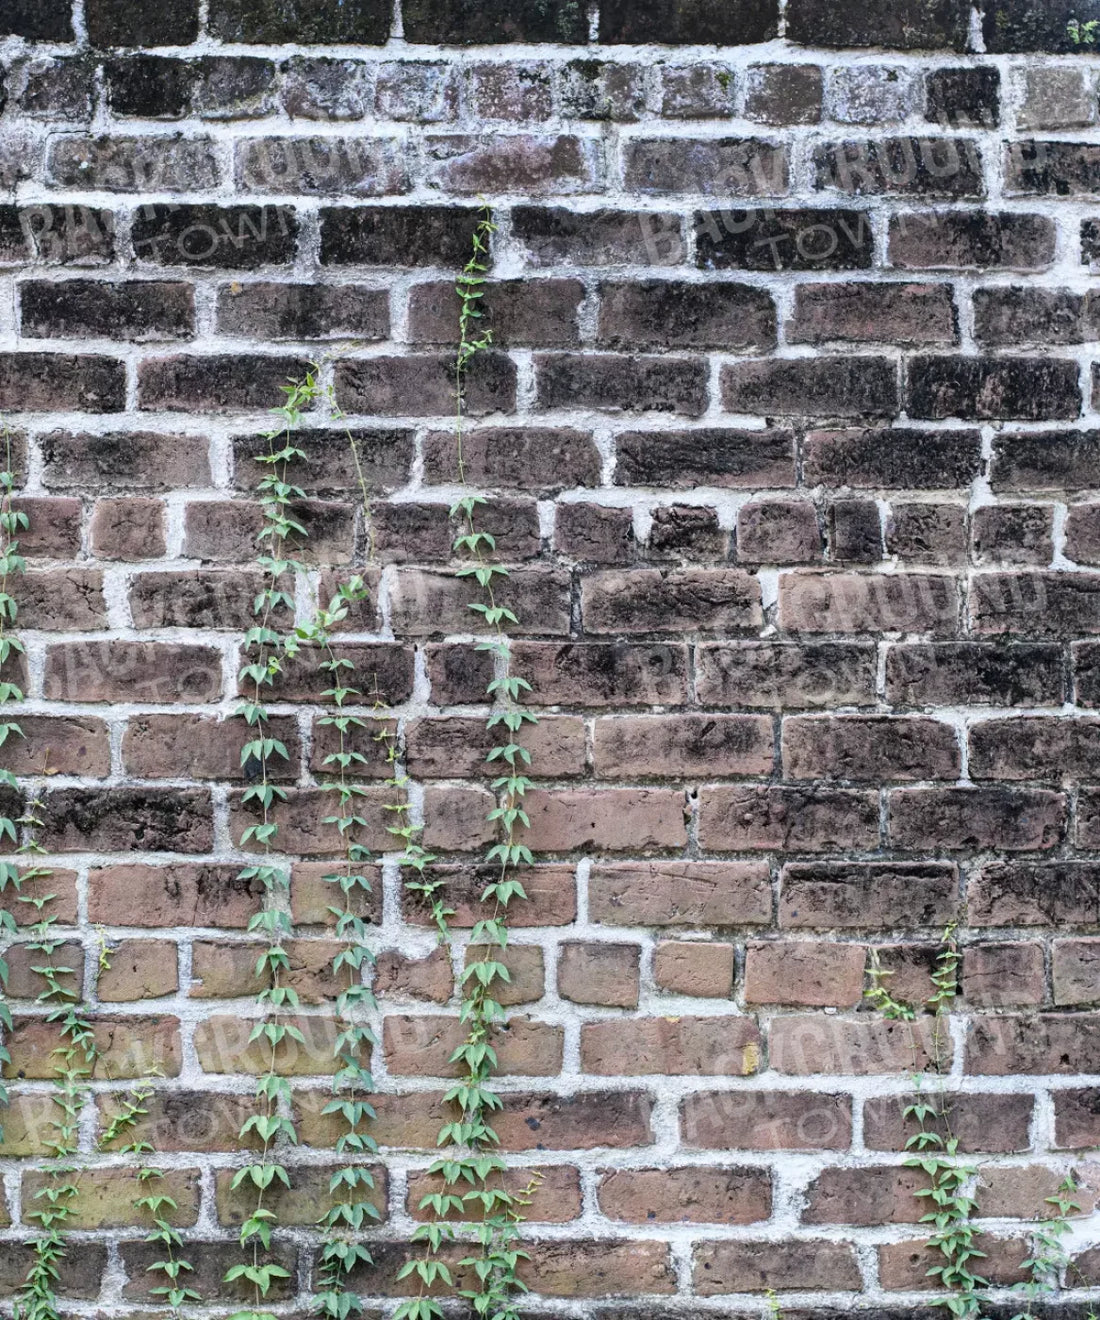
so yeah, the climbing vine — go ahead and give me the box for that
[394,205,536,1320]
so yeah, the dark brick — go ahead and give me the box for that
[424,133,601,195]
[422,427,599,491]
[209,0,390,42]
[722,358,898,419]
[925,67,1000,127]
[696,642,875,709]
[779,862,958,930]
[556,503,634,564]
[815,137,984,198]
[991,431,1100,493]
[970,716,1100,783]
[42,787,212,854]
[804,427,981,489]
[236,135,406,196]
[615,429,794,488]
[320,205,485,266]
[786,0,970,48]
[597,279,776,351]
[0,353,125,412]
[647,504,725,561]
[16,56,96,119]
[973,572,1100,637]
[828,500,882,562]
[1007,140,1100,196]
[600,0,777,43]
[20,280,195,342]
[132,205,298,269]
[1085,219,1100,265]
[906,357,1080,421]
[140,354,307,413]
[536,353,707,415]
[48,135,219,192]
[983,0,1100,52]
[623,137,787,197]
[129,570,275,630]
[886,503,967,565]
[974,288,1100,347]
[404,0,586,42]
[972,505,1053,566]
[789,282,957,346]
[970,863,1100,928]
[408,278,582,348]
[216,282,388,341]
[888,211,1056,270]
[737,500,823,564]
[335,353,516,417]
[86,0,198,44]
[888,786,1066,852]
[885,643,1064,708]
[582,568,761,636]
[0,204,115,266]
[0,0,73,39]
[106,55,276,120]
[42,429,210,490]
[657,63,737,120]
[744,64,823,125]
[513,206,684,267]
[695,207,873,272]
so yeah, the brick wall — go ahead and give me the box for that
[3,0,1100,1315]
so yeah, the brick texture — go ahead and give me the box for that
[0,7,1095,1319]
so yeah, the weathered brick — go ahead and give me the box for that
[462,943,542,1006]
[555,502,634,563]
[597,279,775,351]
[582,1016,760,1077]
[736,500,821,564]
[880,1236,1028,1290]
[745,940,866,1007]
[973,571,1100,636]
[282,56,374,120]
[132,205,298,269]
[907,356,1080,421]
[889,211,1056,269]
[696,641,875,709]
[390,566,569,636]
[770,1015,935,1075]
[599,1166,771,1224]
[404,0,584,42]
[89,864,262,928]
[425,133,601,194]
[208,0,390,42]
[723,356,898,418]
[616,427,794,488]
[106,54,277,120]
[524,787,687,852]
[217,1162,385,1227]
[41,428,210,490]
[0,351,124,412]
[20,279,194,341]
[744,63,823,124]
[805,1165,927,1225]
[657,63,737,119]
[90,496,167,560]
[697,207,874,272]
[320,204,485,266]
[409,1164,577,1221]
[972,503,1053,564]
[887,501,967,565]
[409,277,581,348]
[406,714,584,778]
[886,642,1064,707]
[889,786,1065,851]
[0,0,73,40]
[558,941,640,1008]
[1007,140,1100,196]
[98,938,178,1001]
[0,203,114,266]
[783,714,960,781]
[925,67,1000,126]
[42,787,213,854]
[590,860,771,927]
[44,640,222,703]
[779,862,958,930]
[536,351,706,414]
[816,137,983,197]
[120,1241,294,1302]
[0,714,109,778]
[86,0,198,44]
[968,1013,1100,1075]
[582,567,760,634]
[694,1239,861,1294]
[601,0,777,42]
[513,205,685,266]
[682,1089,852,1151]
[49,134,218,192]
[1054,1088,1100,1149]
[237,136,405,196]
[787,0,970,48]
[335,351,515,416]
[779,571,958,634]
[969,716,1100,782]
[864,1091,1033,1153]
[624,137,786,197]
[384,1013,562,1077]
[789,281,957,345]
[653,940,735,998]
[405,863,576,928]
[139,353,307,412]
[700,785,879,852]
[804,426,980,488]
[991,430,1100,491]
[5,1015,181,1079]
[594,714,772,778]
[423,426,598,490]
[961,940,1046,1007]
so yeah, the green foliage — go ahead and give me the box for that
[1009,1172,1080,1319]
[226,372,319,1320]
[1068,17,1100,43]
[395,204,536,1320]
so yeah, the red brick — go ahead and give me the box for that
[582,567,761,634]
[964,941,1046,1007]
[780,862,958,929]
[89,864,262,929]
[43,640,223,703]
[779,570,959,633]
[681,1090,853,1151]
[700,785,880,851]
[653,941,735,997]
[1052,938,1100,1006]
[744,940,866,1007]
[598,1166,771,1224]
[383,1014,562,1077]
[888,786,1065,851]
[967,1013,1100,1075]
[783,714,960,781]
[558,941,640,1008]
[770,1015,936,1075]
[581,1016,761,1076]
[524,788,688,852]
[590,861,772,926]
[694,1240,860,1294]
[804,1165,926,1225]
[89,496,166,559]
